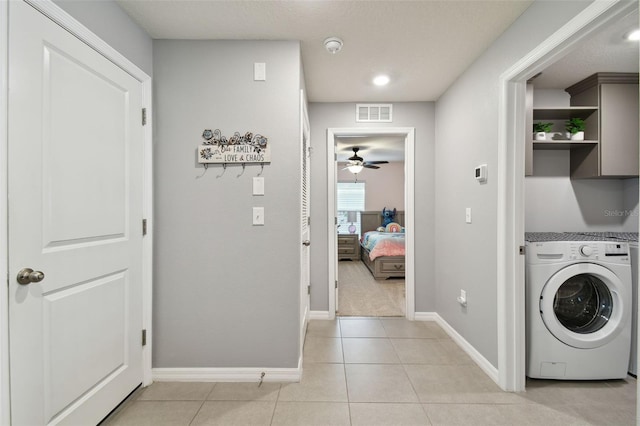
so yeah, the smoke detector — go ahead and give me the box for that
[324,37,343,54]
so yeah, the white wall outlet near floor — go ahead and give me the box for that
[253,207,264,225]
[465,207,472,224]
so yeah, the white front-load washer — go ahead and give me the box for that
[526,238,632,380]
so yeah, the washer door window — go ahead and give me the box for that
[540,264,629,349]
[554,274,613,334]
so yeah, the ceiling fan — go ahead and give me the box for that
[344,147,389,173]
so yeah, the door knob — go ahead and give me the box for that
[17,268,45,285]
[302,240,311,246]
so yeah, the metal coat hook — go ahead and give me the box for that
[237,163,246,178]
[216,163,227,178]
[196,164,209,179]
[257,163,264,177]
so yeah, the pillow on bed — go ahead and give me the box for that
[385,222,402,233]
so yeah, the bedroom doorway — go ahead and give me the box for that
[327,128,415,319]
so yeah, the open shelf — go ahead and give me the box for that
[532,107,598,120]
[532,140,598,150]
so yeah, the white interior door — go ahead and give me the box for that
[300,91,311,348]
[8,2,144,424]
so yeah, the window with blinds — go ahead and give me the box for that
[337,182,365,236]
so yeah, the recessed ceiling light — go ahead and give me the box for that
[373,75,390,86]
[626,29,640,41]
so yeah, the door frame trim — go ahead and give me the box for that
[496,0,636,391]
[0,1,153,421]
[327,127,415,320]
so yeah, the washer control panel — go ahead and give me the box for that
[570,244,599,259]
[569,243,629,259]
[604,243,628,257]
[528,240,630,264]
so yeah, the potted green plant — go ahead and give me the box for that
[565,118,585,141]
[533,122,553,141]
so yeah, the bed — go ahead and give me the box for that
[359,211,405,279]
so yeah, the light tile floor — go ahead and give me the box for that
[102,317,637,425]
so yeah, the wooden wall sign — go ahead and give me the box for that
[197,129,271,164]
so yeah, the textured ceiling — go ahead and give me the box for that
[117,0,533,102]
[534,9,639,89]
[116,1,638,158]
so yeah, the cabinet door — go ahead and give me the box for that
[600,83,639,176]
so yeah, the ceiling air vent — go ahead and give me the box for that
[356,104,393,123]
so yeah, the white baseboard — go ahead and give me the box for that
[309,311,332,320]
[414,312,500,385]
[413,312,438,321]
[152,367,301,383]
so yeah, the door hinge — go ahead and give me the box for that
[142,218,148,236]
[142,108,147,126]
[334,217,337,225]
[307,216,311,226]
[142,329,147,346]
[519,245,526,255]
[334,152,337,161]
[307,285,311,295]
[335,280,338,289]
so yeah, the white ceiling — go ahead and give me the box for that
[117,0,532,102]
[116,1,638,159]
[534,9,639,89]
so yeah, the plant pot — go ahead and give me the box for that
[570,131,584,141]
[533,132,547,141]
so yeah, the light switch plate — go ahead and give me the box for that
[254,62,266,81]
[253,177,264,195]
[253,207,264,225]
[465,208,472,224]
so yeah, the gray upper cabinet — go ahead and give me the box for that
[566,73,639,178]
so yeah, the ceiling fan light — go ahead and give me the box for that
[347,164,363,174]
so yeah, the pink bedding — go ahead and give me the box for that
[361,231,405,260]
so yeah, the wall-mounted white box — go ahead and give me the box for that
[253,207,264,225]
[254,62,266,81]
[253,177,264,195]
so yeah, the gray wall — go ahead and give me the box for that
[153,40,303,368]
[525,150,635,231]
[53,0,153,76]
[309,102,435,312]
[434,1,591,367]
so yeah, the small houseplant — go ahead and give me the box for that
[533,122,553,141]
[565,118,585,140]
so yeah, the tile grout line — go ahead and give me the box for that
[186,399,208,426]
[339,317,354,425]
[268,384,281,426]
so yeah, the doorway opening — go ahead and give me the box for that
[327,127,415,320]
[336,139,406,316]
[497,0,638,392]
